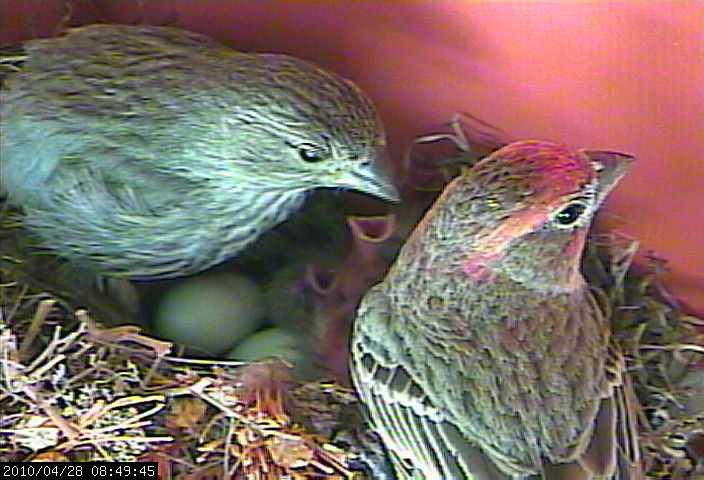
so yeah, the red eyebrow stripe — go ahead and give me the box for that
[475,204,550,252]
[461,202,551,279]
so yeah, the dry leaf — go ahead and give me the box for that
[267,433,314,469]
[167,398,207,430]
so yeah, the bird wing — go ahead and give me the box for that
[591,368,643,480]
[351,285,512,480]
[580,294,643,480]
[542,378,643,480]
[612,374,644,480]
[543,292,643,480]
[1,31,210,215]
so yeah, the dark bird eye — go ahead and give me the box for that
[297,143,326,163]
[554,202,588,227]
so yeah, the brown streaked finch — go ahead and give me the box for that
[351,140,643,479]
[0,24,397,280]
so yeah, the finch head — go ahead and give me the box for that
[402,140,634,291]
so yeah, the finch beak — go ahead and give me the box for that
[581,150,635,205]
[341,159,400,202]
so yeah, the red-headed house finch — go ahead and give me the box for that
[351,141,642,479]
[0,24,397,279]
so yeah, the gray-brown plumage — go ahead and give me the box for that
[351,141,643,479]
[0,24,397,279]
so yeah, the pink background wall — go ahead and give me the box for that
[2,1,702,314]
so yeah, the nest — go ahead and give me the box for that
[1,117,703,478]
[0,206,371,478]
[582,234,704,478]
